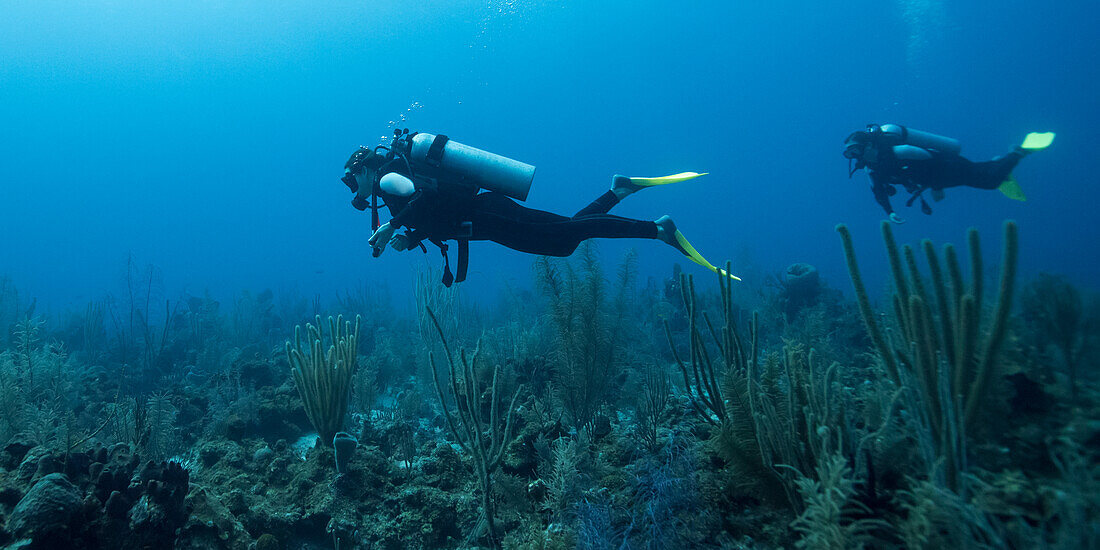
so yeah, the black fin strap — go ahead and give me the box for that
[455,240,469,283]
[426,134,449,167]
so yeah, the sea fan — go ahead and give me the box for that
[145,391,178,459]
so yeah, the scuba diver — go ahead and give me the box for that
[342,130,737,286]
[843,124,1055,223]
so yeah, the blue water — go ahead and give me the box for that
[2,0,1097,311]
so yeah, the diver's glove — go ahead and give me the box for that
[368,222,396,256]
[889,213,906,224]
[389,234,410,252]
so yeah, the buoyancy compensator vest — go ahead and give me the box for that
[368,129,539,286]
[879,124,960,215]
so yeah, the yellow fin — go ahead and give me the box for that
[1021,132,1055,151]
[628,172,708,187]
[672,230,741,280]
[998,174,1026,201]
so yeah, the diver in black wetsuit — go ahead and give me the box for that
[341,130,734,286]
[843,124,1055,223]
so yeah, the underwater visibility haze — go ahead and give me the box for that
[0,0,1097,548]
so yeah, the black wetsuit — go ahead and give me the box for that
[868,146,1025,215]
[382,175,657,257]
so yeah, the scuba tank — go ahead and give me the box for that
[407,133,536,201]
[878,124,962,155]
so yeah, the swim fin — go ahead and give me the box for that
[613,172,707,195]
[628,172,708,186]
[998,174,1027,201]
[656,216,740,280]
[1020,132,1055,151]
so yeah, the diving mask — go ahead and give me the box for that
[341,169,360,193]
[843,131,870,160]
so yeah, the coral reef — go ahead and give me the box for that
[0,443,190,549]
[0,236,1095,548]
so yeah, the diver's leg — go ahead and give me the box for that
[470,193,575,255]
[571,174,638,217]
[471,193,657,256]
[551,215,659,242]
[927,153,1021,190]
[483,215,657,256]
[474,192,567,223]
[529,215,658,256]
[970,150,1026,189]
[573,190,621,217]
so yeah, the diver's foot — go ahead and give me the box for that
[612,174,642,199]
[655,215,683,251]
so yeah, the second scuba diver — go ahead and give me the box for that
[342,130,736,286]
[843,124,1055,223]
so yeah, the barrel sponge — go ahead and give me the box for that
[785,263,822,309]
[786,263,819,289]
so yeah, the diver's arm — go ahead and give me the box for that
[403,228,428,249]
[387,189,431,229]
[869,172,895,215]
[369,187,432,255]
[389,233,411,252]
[368,223,396,256]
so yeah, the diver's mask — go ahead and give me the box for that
[341,169,360,193]
[844,127,884,177]
[843,130,871,160]
[844,131,868,177]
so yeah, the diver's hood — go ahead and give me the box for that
[345,147,386,173]
[844,130,873,177]
[843,130,870,160]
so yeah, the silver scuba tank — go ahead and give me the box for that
[879,124,962,155]
[409,133,536,201]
